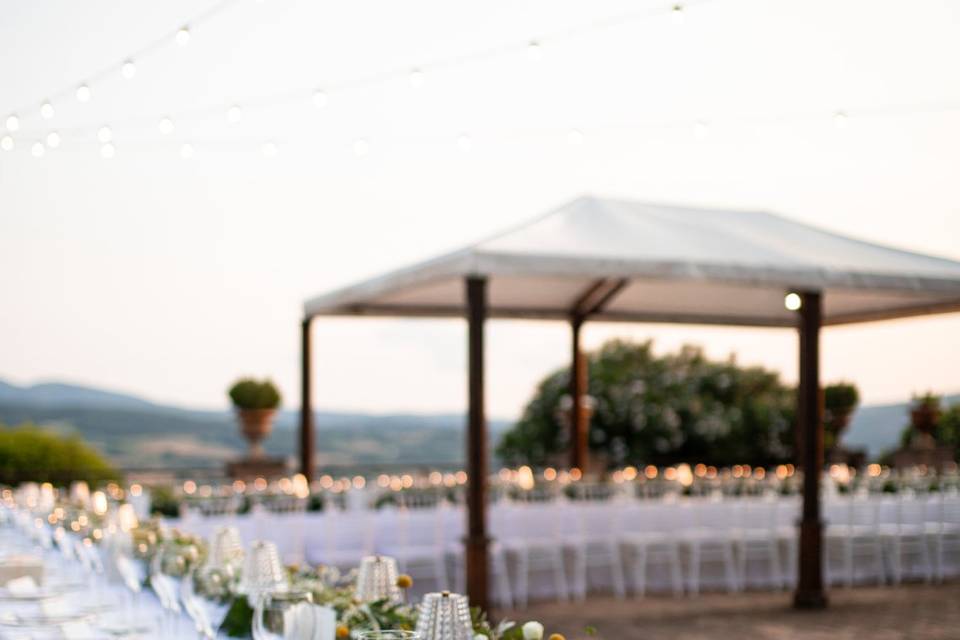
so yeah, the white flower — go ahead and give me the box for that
[522,621,544,640]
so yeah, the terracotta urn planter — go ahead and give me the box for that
[911,404,940,437]
[236,408,277,459]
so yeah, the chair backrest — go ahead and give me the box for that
[259,495,307,514]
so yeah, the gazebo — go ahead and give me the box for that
[300,196,960,610]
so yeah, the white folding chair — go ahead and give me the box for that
[732,497,783,590]
[881,494,932,584]
[825,495,884,586]
[494,502,569,607]
[562,501,626,600]
[620,501,684,597]
[926,492,960,582]
[676,498,739,594]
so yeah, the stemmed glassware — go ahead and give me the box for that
[251,589,314,640]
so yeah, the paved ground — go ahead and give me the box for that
[498,583,960,639]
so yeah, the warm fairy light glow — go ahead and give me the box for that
[76,84,91,102]
[776,464,789,480]
[516,465,535,490]
[429,471,443,485]
[159,117,174,135]
[92,491,108,515]
[377,474,390,488]
[46,131,60,148]
[676,463,694,486]
[232,479,246,492]
[31,142,45,158]
[645,465,658,479]
[623,466,637,481]
[183,480,197,494]
[97,125,112,143]
[1,135,13,151]
[694,463,707,477]
[785,292,802,311]
[176,26,191,46]
[122,59,136,79]
[254,477,268,491]
[455,470,468,484]
[867,463,882,477]
[352,475,366,489]
[569,467,582,481]
[40,101,54,119]
[755,467,766,479]
[129,483,142,497]
[100,143,115,159]
[543,467,557,481]
[664,466,677,481]
[5,114,19,131]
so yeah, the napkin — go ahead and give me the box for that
[4,575,38,595]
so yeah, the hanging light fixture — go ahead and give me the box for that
[5,114,20,132]
[40,101,55,119]
[122,59,137,79]
[176,26,191,46]
[45,131,61,149]
[76,84,91,102]
[100,143,115,159]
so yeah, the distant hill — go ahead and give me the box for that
[0,379,510,471]
[1,378,956,468]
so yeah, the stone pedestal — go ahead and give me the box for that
[892,433,955,469]
[226,457,288,480]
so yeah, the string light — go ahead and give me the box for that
[312,90,328,108]
[527,40,542,61]
[409,68,425,88]
[180,142,194,159]
[833,111,848,129]
[694,120,709,139]
[567,128,584,145]
[671,4,685,24]
[226,105,242,124]
[40,101,55,119]
[45,131,61,149]
[32,142,45,158]
[261,141,278,157]
[122,59,137,79]
[100,142,115,159]
[784,292,802,311]
[456,133,472,152]
[76,84,91,102]
[158,117,175,135]
[1,135,14,151]
[176,26,191,46]
[5,114,20,132]
[353,138,369,157]
[97,125,113,143]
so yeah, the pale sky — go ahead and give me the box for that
[1,0,959,418]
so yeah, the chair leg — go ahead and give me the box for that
[631,547,647,597]
[565,549,580,602]
[669,545,684,597]
[687,545,700,596]
[610,545,626,599]
[769,540,783,590]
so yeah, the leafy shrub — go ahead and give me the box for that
[149,484,181,517]
[227,378,281,410]
[497,339,797,468]
[0,423,119,485]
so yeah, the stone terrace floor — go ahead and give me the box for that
[498,583,960,640]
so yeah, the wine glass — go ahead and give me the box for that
[186,565,236,639]
[252,589,314,640]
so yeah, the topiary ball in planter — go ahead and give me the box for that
[228,378,281,459]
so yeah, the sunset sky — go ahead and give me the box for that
[1,0,959,417]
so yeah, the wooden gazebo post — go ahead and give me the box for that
[794,291,827,609]
[569,317,587,472]
[465,276,490,611]
[300,317,315,483]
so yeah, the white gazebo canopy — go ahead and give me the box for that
[304,196,960,326]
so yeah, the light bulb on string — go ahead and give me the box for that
[527,40,542,61]
[100,143,115,159]
[97,126,112,143]
[226,105,242,124]
[409,68,425,88]
[180,143,194,159]
[40,101,55,119]
[312,90,328,108]
[176,26,190,46]
[158,117,174,135]
[353,138,369,157]
[5,114,19,132]
[76,84,91,102]
[1,135,13,152]
[784,292,802,311]
[261,141,278,158]
[32,142,45,158]
[567,128,584,145]
[122,59,136,79]
[45,131,61,149]
[671,4,685,24]
[833,111,848,129]
[694,120,709,139]
[457,133,472,152]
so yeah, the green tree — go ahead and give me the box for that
[497,339,797,468]
[0,423,119,485]
[933,403,960,460]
